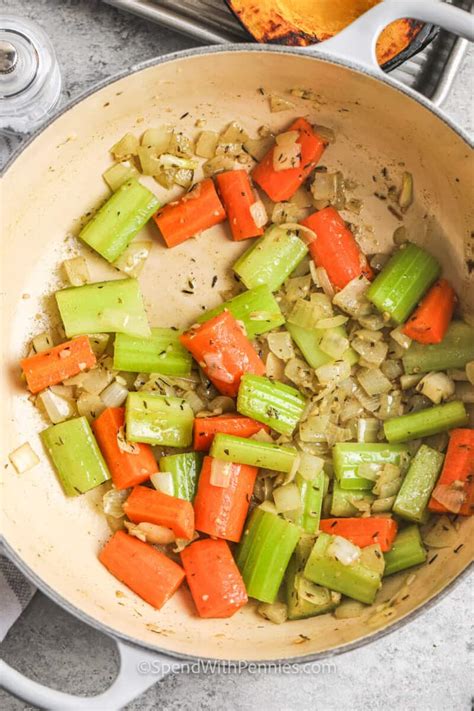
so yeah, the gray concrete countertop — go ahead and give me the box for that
[1,1,473,709]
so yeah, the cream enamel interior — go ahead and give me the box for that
[2,49,473,661]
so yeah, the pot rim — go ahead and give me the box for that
[2,42,473,663]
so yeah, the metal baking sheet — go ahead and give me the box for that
[103,0,470,105]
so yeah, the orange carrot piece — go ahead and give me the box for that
[180,538,247,618]
[193,414,270,452]
[21,335,96,394]
[180,310,265,397]
[319,517,398,553]
[429,429,474,516]
[252,117,327,202]
[92,407,158,489]
[402,279,456,344]
[153,178,226,248]
[215,170,264,241]
[301,207,373,290]
[99,530,185,609]
[193,455,257,542]
[124,485,195,539]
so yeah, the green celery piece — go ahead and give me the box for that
[40,417,110,496]
[286,322,358,370]
[237,374,306,436]
[366,243,440,324]
[210,433,297,473]
[113,327,192,375]
[233,227,308,292]
[197,285,284,339]
[393,445,444,523]
[286,534,339,620]
[383,525,427,576]
[158,452,203,501]
[126,392,193,447]
[56,278,151,338]
[236,508,300,603]
[384,400,468,443]
[333,443,410,491]
[293,471,328,533]
[402,321,474,374]
[330,481,375,517]
[304,532,382,604]
[79,179,159,263]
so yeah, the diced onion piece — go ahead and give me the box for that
[101,380,129,408]
[373,477,402,498]
[168,131,194,158]
[359,544,385,575]
[273,482,301,512]
[39,388,75,424]
[243,136,274,161]
[265,352,285,381]
[271,201,305,224]
[398,171,414,212]
[81,366,114,395]
[8,442,40,474]
[315,361,351,386]
[393,225,409,245]
[352,338,388,367]
[466,361,474,385]
[76,392,105,421]
[298,452,324,480]
[357,368,392,396]
[267,332,295,361]
[203,155,235,176]
[417,372,455,404]
[332,276,370,316]
[273,131,301,171]
[141,126,172,153]
[63,257,90,287]
[334,600,366,619]
[195,130,219,158]
[315,315,348,330]
[328,536,361,566]
[357,462,383,482]
[249,199,268,228]
[125,521,176,545]
[210,459,236,488]
[32,331,54,353]
[258,500,278,514]
[381,359,403,381]
[378,392,403,420]
[284,358,313,388]
[113,241,151,278]
[158,153,197,170]
[400,373,423,390]
[431,482,466,513]
[269,93,295,113]
[285,275,312,302]
[220,121,249,143]
[310,171,338,206]
[110,133,139,160]
[371,496,396,513]
[315,266,335,298]
[250,429,274,444]
[422,515,459,548]
[149,473,177,500]
[299,415,330,443]
[87,334,110,357]
[183,390,206,414]
[257,601,288,624]
[103,161,139,191]
[390,326,412,350]
[319,329,349,359]
[49,384,75,399]
[103,486,130,518]
[357,312,386,331]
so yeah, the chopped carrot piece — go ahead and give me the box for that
[215,170,264,241]
[21,335,96,394]
[92,407,158,489]
[193,455,258,542]
[124,485,194,539]
[99,530,184,609]
[319,517,398,552]
[153,178,226,248]
[301,207,373,290]
[180,310,265,397]
[402,279,456,344]
[429,429,474,516]
[252,118,327,202]
[181,538,247,618]
[193,414,270,451]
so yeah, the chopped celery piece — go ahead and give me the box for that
[158,452,203,501]
[293,470,327,533]
[366,243,440,324]
[393,445,444,523]
[286,534,339,620]
[304,532,382,604]
[236,508,300,603]
[383,525,427,576]
[333,443,409,491]
[286,322,357,370]
[125,392,193,447]
[114,328,192,375]
[402,322,474,374]
[79,180,159,263]
[237,374,306,436]
[210,433,297,473]
[384,401,468,443]
[197,285,284,339]
[40,416,110,496]
[233,226,308,292]
[330,481,375,517]
[56,278,151,338]
[102,162,139,192]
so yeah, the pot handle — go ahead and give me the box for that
[303,0,474,71]
[0,638,175,710]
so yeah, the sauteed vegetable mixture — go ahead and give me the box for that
[11,109,474,623]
